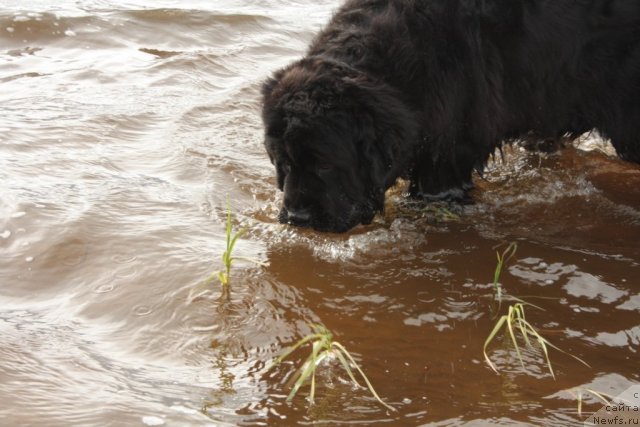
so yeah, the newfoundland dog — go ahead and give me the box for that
[261,0,640,233]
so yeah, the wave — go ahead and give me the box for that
[0,12,101,43]
[0,8,274,48]
[118,8,272,26]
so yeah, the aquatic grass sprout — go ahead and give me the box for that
[484,243,589,378]
[200,206,246,292]
[192,205,268,303]
[202,205,272,288]
[217,206,246,287]
[483,302,588,378]
[269,324,395,412]
[568,387,613,416]
[490,242,518,316]
[391,196,461,223]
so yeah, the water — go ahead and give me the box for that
[1,1,638,425]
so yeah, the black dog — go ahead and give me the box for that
[261,0,640,232]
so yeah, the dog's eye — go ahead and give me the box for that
[317,163,333,172]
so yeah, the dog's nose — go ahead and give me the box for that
[287,207,311,223]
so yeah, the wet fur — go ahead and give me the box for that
[261,0,640,232]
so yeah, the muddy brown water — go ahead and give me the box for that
[1,1,638,426]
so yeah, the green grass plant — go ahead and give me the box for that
[393,198,461,223]
[568,388,613,416]
[216,206,245,287]
[484,243,589,378]
[198,205,248,299]
[270,323,395,412]
[490,242,518,315]
[196,205,266,300]
[483,302,588,378]
[191,204,267,304]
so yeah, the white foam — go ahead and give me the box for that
[142,416,165,426]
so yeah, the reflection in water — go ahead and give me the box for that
[0,1,638,426]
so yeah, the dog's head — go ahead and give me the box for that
[261,57,417,232]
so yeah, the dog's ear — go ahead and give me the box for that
[353,111,389,209]
[343,76,418,192]
[262,68,294,144]
[261,68,286,100]
[261,77,277,98]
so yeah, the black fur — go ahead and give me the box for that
[261,0,640,232]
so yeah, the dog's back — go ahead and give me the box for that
[308,0,640,167]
